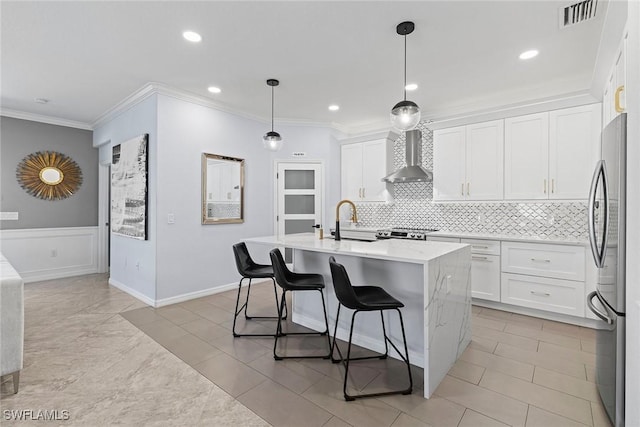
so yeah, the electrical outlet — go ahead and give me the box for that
[167,213,175,224]
[136,261,140,270]
[51,249,57,257]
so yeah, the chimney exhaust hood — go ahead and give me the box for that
[382,129,433,183]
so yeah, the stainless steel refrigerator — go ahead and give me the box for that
[587,112,626,427]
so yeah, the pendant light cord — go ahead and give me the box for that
[271,85,275,132]
[403,33,407,101]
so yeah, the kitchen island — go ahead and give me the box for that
[245,233,471,398]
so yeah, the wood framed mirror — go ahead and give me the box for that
[202,153,244,224]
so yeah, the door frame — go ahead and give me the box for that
[97,162,111,273]
[273,159,325,236]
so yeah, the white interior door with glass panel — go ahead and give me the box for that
[276,162,323,242]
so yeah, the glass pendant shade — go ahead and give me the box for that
[263,131,283,152]
[263,79,284,152]
[390,100,421,131]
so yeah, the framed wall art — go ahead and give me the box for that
[111,134,148,240]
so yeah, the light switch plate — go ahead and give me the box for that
[0,212,19,220]
[167,213,175,224]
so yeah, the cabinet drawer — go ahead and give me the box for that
[462,238,500,255]
[471,254,500,302]
[501,273,585,317]
[427,236,460,243]
[501,242,585,281]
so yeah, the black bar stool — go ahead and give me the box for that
[231,242,286,337]
[328,256,413,401]
[269,248,332,360]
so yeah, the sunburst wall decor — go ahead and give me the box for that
[16,151,83,201]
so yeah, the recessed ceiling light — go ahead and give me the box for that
[405,83,418,91]
[34,98,50,104]
[519,49,539,60]
[328,105,340,111]
[207,86,221,94]
[183,31,202,43]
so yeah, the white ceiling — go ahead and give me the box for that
[1,1,608,133]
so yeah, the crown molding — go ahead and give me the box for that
[0,109,92,130]
[91,81,349,134]
[426,90,599,130]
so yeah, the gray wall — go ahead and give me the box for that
[0,117,97,229]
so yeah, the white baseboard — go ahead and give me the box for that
[154,281,241,308]
[109,277,264,308]
[472,298,602,329]
[0,227,99,283]
[108,277,155,307]
[292,312,425,368]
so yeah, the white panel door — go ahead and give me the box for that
[466,120,504,200]
[433,126,466,201]
[361,139,388,202]
[341,143,363,200]
[504,112,549,199]
[470,254,501,301]
[549,104,601,199]
[276,163,323,238]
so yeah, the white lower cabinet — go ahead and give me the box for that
[427,237,501,302]
[501,273,585,317]
[463,239,500,302]
[427,237,591,320]
[500,241,586,317]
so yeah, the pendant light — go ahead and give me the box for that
[390,21,421,131]
[263,79,284,151]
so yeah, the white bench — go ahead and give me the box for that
[1,252,24,393]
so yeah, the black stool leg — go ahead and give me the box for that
[339,308,413,401]
[273,289,331,360]
[343,310,359,401]
[396,308,413,395]
[233,277,283,338]
[330,304,343,363]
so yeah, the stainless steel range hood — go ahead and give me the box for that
[382,129,433,183]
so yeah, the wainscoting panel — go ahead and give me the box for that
[0,227,99,283]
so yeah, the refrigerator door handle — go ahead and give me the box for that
[588,161,607,267]
[587,291,614,325]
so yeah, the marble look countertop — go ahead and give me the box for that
[244,233,468,264]
[427,230,589,246]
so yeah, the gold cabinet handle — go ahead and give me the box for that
[615,85,625,113]
[362,188,365,198]
[358,188,362,198]
[551,179,555,194]
[467,183,470,196]
[461,183,464,196]
[544,179,547,194]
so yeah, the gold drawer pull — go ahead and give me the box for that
[530,291,551,297]
[615,85,625,113]
[530,258,551,263]
[472,256,490,261]
[472,245,489,249]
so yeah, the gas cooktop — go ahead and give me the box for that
[376,227,438,240]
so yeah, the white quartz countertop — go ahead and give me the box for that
[244,233,468,264]
[428,230,589,246]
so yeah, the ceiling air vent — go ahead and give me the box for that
[560,0,598,28]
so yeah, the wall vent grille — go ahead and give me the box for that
[560,0,598,28]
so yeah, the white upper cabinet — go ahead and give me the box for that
[504,112,549,199]
[341,139,392,202]
[466,120,504,200]
[549,105,601,199]
[433,126,465,200]
[505,105,601,200]
[434,120,503,201]
[603,32,627,127]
